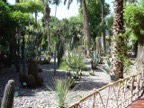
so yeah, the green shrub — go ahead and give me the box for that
[65,50,85,72]
[47,78,75,108]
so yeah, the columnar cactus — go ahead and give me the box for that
[1,80,15,108]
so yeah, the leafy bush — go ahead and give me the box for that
[59,59,69,70]
[64,48,85,80]
[65,49,85,72]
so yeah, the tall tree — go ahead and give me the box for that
[64,0,90,56]
[124,4,144,69]
[51,0,61,17]
[110,0,124,80]
[42,0,51,53]
[99,0,106,53]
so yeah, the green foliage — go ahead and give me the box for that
[11,11,30,26]
[55,78,74,108]
[123,57,132,75]
[91,51,99,65]
[0,1,11,21]
[59,59,69,70]
[124,4,144,44]
[65,48,85,72]
[0,1,17,54]
[78,0,110,38]
[11,0,43,13]
[1,80,15,108]
[48,78,74,108]
[97,58,112,74]
[106,15,113,36]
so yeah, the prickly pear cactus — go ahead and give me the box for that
[1,80,15,108]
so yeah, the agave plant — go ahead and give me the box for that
[90,51,99,69]
[65,48,85,79]
[97,58,113,75]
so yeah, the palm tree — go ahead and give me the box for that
[126,0,136,4]
[99,0,106,54]
[52,0,61,17]
[110,0,124,80]
[64,0,90,56]
[42,0,51,53]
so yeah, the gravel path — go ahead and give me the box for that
[0,58,118,108]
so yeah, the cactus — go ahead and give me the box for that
[36,75,43,86]
[28,59,38,79]
[27,74,36,88]
[1,80,15,108]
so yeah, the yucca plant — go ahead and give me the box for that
[47,78,75,108]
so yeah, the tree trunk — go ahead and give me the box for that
[82,0,90,57]
[55,5,57,17]
[133,40,138,58]
[101,0,106,54]
[35,12,37,25]
[110,0,124,80]
[45,4,51,53]
[22,32,26,73]
[137,43,144,72]
[15,0,19,3]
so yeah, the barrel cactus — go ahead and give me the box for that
[27,74,36,88]
[36,75,43,86]
[28,59,38,79]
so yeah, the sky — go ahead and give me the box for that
[7,0,114,19]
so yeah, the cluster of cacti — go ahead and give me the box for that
[27,60,43,88]
[27,74,37,88]
[19,59,43,88]
[1,80,15,108]
[28,59,38,79]
[36,75,43,86]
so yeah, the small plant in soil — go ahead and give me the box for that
[89,69,95,76]
[64,48,85,80]
[91,51,99,69]
[47,78,75,108]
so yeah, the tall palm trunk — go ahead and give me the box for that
[55,5,57,17]
[101,0,106,54]
[45,4,51,53]
[110,0,124,80]
[15,0,21,73]
[82,0,90,57]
